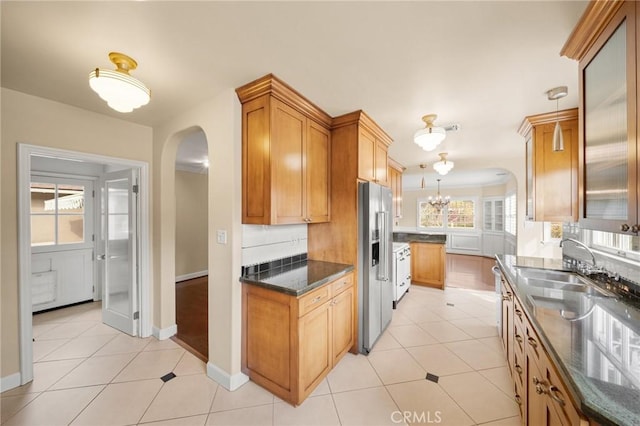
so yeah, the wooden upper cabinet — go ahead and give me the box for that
[332,110,393,186]
[562,0,639,235]
[388,157,405,219]
[237,74,332,225]
[518,108,579,222]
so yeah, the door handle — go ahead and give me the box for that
[96,254,106,260]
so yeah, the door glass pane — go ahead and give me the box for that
[58,214,84,244]
[106,179,130,317]
[30,183,56,213]
[31,215,55,246]
[584,20,628,220]
[57,184,85,213]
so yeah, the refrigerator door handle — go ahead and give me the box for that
[377,211,389,281]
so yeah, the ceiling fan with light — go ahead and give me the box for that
[413,113,460,151]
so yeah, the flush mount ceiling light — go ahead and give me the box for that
[89,52,151,113]
[428,178,450,211]
[433,152,454,175]
[414,114,446,151]
[547,86,568,152]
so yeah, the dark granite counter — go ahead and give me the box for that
[240,259,354,297]
[393,232,446,244]
[496,254,640,426]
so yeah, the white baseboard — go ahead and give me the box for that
[207,362,249,391]
[176,270,208,283]
[1,372,21,392]
[152,324,177,340]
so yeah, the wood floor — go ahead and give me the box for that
[174,276,208,360]
[446,254,497,292]
[172,254,496,361]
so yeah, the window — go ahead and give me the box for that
[30,179,92,248]
[589,230,639,261]
[504,192,517,236]
[418,198,476,230]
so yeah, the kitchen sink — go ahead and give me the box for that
[524,278,613,297]
[516,267,585,284]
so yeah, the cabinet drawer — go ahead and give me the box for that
[514,321,525,359]
[513,297,525,329]
[525,321,544,368]
[298,286,331,317]
[331,274,353,296]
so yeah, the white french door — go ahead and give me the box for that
[100,169,139,335]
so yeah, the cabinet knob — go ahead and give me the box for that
[620,224,630,232]
[514,364,523,375]
[535,384,546,395]
[514,394,522,405]
[632,224,639,233]
[527,336,538,348]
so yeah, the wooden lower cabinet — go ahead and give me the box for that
[500,274,589,425]
[242,272,354,405]
[410,242,446,289]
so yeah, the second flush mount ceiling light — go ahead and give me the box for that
[89,52,151,113]
[433,152,454,175]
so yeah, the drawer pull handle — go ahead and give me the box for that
[515,309,522,318]
[515,394,522,405]
[548,385,565,406]
[311,296,322,304]
[527,337,538,348]
[514,364,523,375]
[535,384,546,395]
[515,334,523,344]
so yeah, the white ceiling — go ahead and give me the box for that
[1,1,587,187]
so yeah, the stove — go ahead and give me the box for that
[392,243,411,308]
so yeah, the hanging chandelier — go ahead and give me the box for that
[414,114,446,151]
[433,152,454,175]
[428,179,450,211]
[89,52,151,113]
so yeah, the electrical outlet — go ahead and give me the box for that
[216,230,227,244]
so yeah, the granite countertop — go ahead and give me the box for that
[393,231,446,244]
[240,259,354,297]
[496,254,640,426]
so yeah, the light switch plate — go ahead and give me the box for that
[216,230,227,244]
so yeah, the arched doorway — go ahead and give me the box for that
[173,129,209,360]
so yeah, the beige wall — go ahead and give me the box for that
[175,170,208,277]
[1,88,153,379]
[152,88,243,385]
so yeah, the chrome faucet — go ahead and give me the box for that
[559,238,598,271]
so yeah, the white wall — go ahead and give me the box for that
[175,170,208,279]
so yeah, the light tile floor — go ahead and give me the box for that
[1,286,520,426]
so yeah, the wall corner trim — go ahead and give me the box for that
[1,373,22,392]
[152,324,177,340]
[206,362,249,391]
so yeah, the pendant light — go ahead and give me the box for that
[89,52,151,113]
[546,86,568,152]
[420,163,427,189]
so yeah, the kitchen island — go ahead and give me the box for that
[394,232,446,289]
[496,254,640,426]
[240,259,354,406]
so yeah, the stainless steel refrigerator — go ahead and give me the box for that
[357,181,394,354]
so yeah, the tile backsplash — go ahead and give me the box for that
[241,224,307,267]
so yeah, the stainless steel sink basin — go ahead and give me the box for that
[516,267,585,284]
[524,278,612,297]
